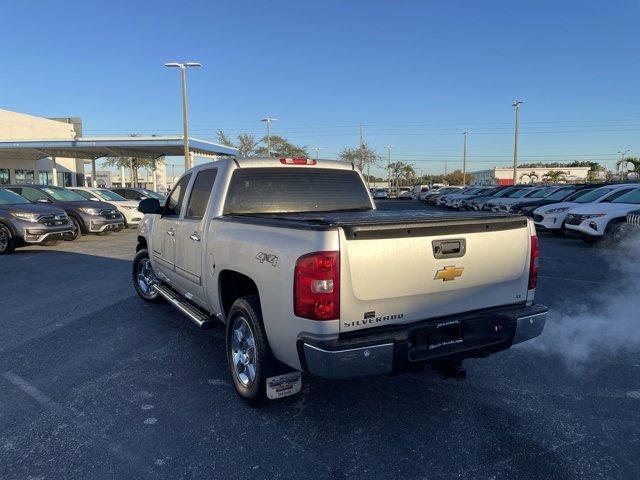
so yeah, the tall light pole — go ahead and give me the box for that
[618,149,631,179]
[385,145,393,192]
[261,117,277,157]
[313,147,321,161]
[164,62,202,171]
[512,100,524,185]
[462,131,469,186]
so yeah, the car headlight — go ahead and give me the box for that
[583,213,607,219]
[547,207,570,213]
[123,205,138,210]
[79,207,102,215]
[11,212,40,222]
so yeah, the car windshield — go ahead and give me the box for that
[73,190,97,200]
[494,188,518,197]
[476,187,498,196]
[544,187,578,201]
[529,187,556,198]
[509,188,535,198]
[565,188,594,202]
[574,187,614,203]
[139,189,164,199]
[42,187,87,201]
[611,188,640,204]
[95,189,126,201]
[0,188,30,205]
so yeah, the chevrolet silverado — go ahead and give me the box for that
[133,157,547,405]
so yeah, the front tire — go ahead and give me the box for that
[0,225,15,254]
[226,295,274,406]
[132,249,162,302]
[64,217,82,241]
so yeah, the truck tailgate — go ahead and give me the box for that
[334,212,531,332]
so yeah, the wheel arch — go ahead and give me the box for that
[218,270,260,321]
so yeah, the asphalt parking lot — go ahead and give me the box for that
[1,201,639,480]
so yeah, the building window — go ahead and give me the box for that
[14,169,35,184]
[0,169,9,184]
[39,171,53,185]
[58,172,72,186]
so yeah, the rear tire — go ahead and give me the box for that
[132,249,162,302]
[0,225,15,254]
[226,295,274,407]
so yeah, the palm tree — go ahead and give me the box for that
[617,157,640,180]
[542,170,567,183]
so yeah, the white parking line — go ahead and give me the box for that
[2,371,144,472]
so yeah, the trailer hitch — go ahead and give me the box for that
[436,362,467,381]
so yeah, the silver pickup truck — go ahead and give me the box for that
[133,157,547,405]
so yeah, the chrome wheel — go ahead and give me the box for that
[136,258,156,294]
[231,316,257,387]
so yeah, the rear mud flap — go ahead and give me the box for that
[266,372,302,400]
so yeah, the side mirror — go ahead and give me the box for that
[90,197,99,202]
[138,198,162,214]
[35,198,52,204]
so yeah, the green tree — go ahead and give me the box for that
[443,169,472,186]
[542,170,567,183]
[216,131,306,158]
[617,157,640,180]
[255,135,308,158]
[338,141,382,171]
[103,156,160,186]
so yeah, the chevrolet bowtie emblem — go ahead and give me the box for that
[434,266,464,282]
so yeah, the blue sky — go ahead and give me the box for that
[1,0,639,177]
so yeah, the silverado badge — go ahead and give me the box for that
[434,266,464,282]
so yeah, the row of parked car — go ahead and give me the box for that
[420,183,640,245]
[0,185,165,254]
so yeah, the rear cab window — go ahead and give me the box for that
[223,168,372,214]
[185,169,218,219]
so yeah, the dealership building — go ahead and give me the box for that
[470,166,592,185]
[0,108,237,189]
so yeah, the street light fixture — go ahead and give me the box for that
[462,132,469,187]
[313,146,322,161]
[385,145,393,192]
[261,117,277,157]
[512,100,524,184]
[165,61,202,171]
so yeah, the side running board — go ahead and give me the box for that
[153,284,217,330]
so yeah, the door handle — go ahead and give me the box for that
[190,232,201,242]
[167,229,175,236]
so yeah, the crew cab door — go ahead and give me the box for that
[150,173,191,279]
[173,167,218,306]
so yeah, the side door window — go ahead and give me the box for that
[163,174,192,217]
[185,169,218,220]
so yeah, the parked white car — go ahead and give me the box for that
[70,187,143,227]
[564,186,640,244]
[534,184,640,233]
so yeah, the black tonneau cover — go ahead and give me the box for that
[220,210,527,240]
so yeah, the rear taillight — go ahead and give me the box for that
[280,158,317,165]
[528,235,539,289]
[294,251,340,320]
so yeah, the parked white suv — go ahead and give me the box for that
[564,186,640,244]
[534,184,640,233]
[71,187,143,227]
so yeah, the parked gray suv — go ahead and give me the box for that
[6,185,124,241]
[0,188,73,254]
